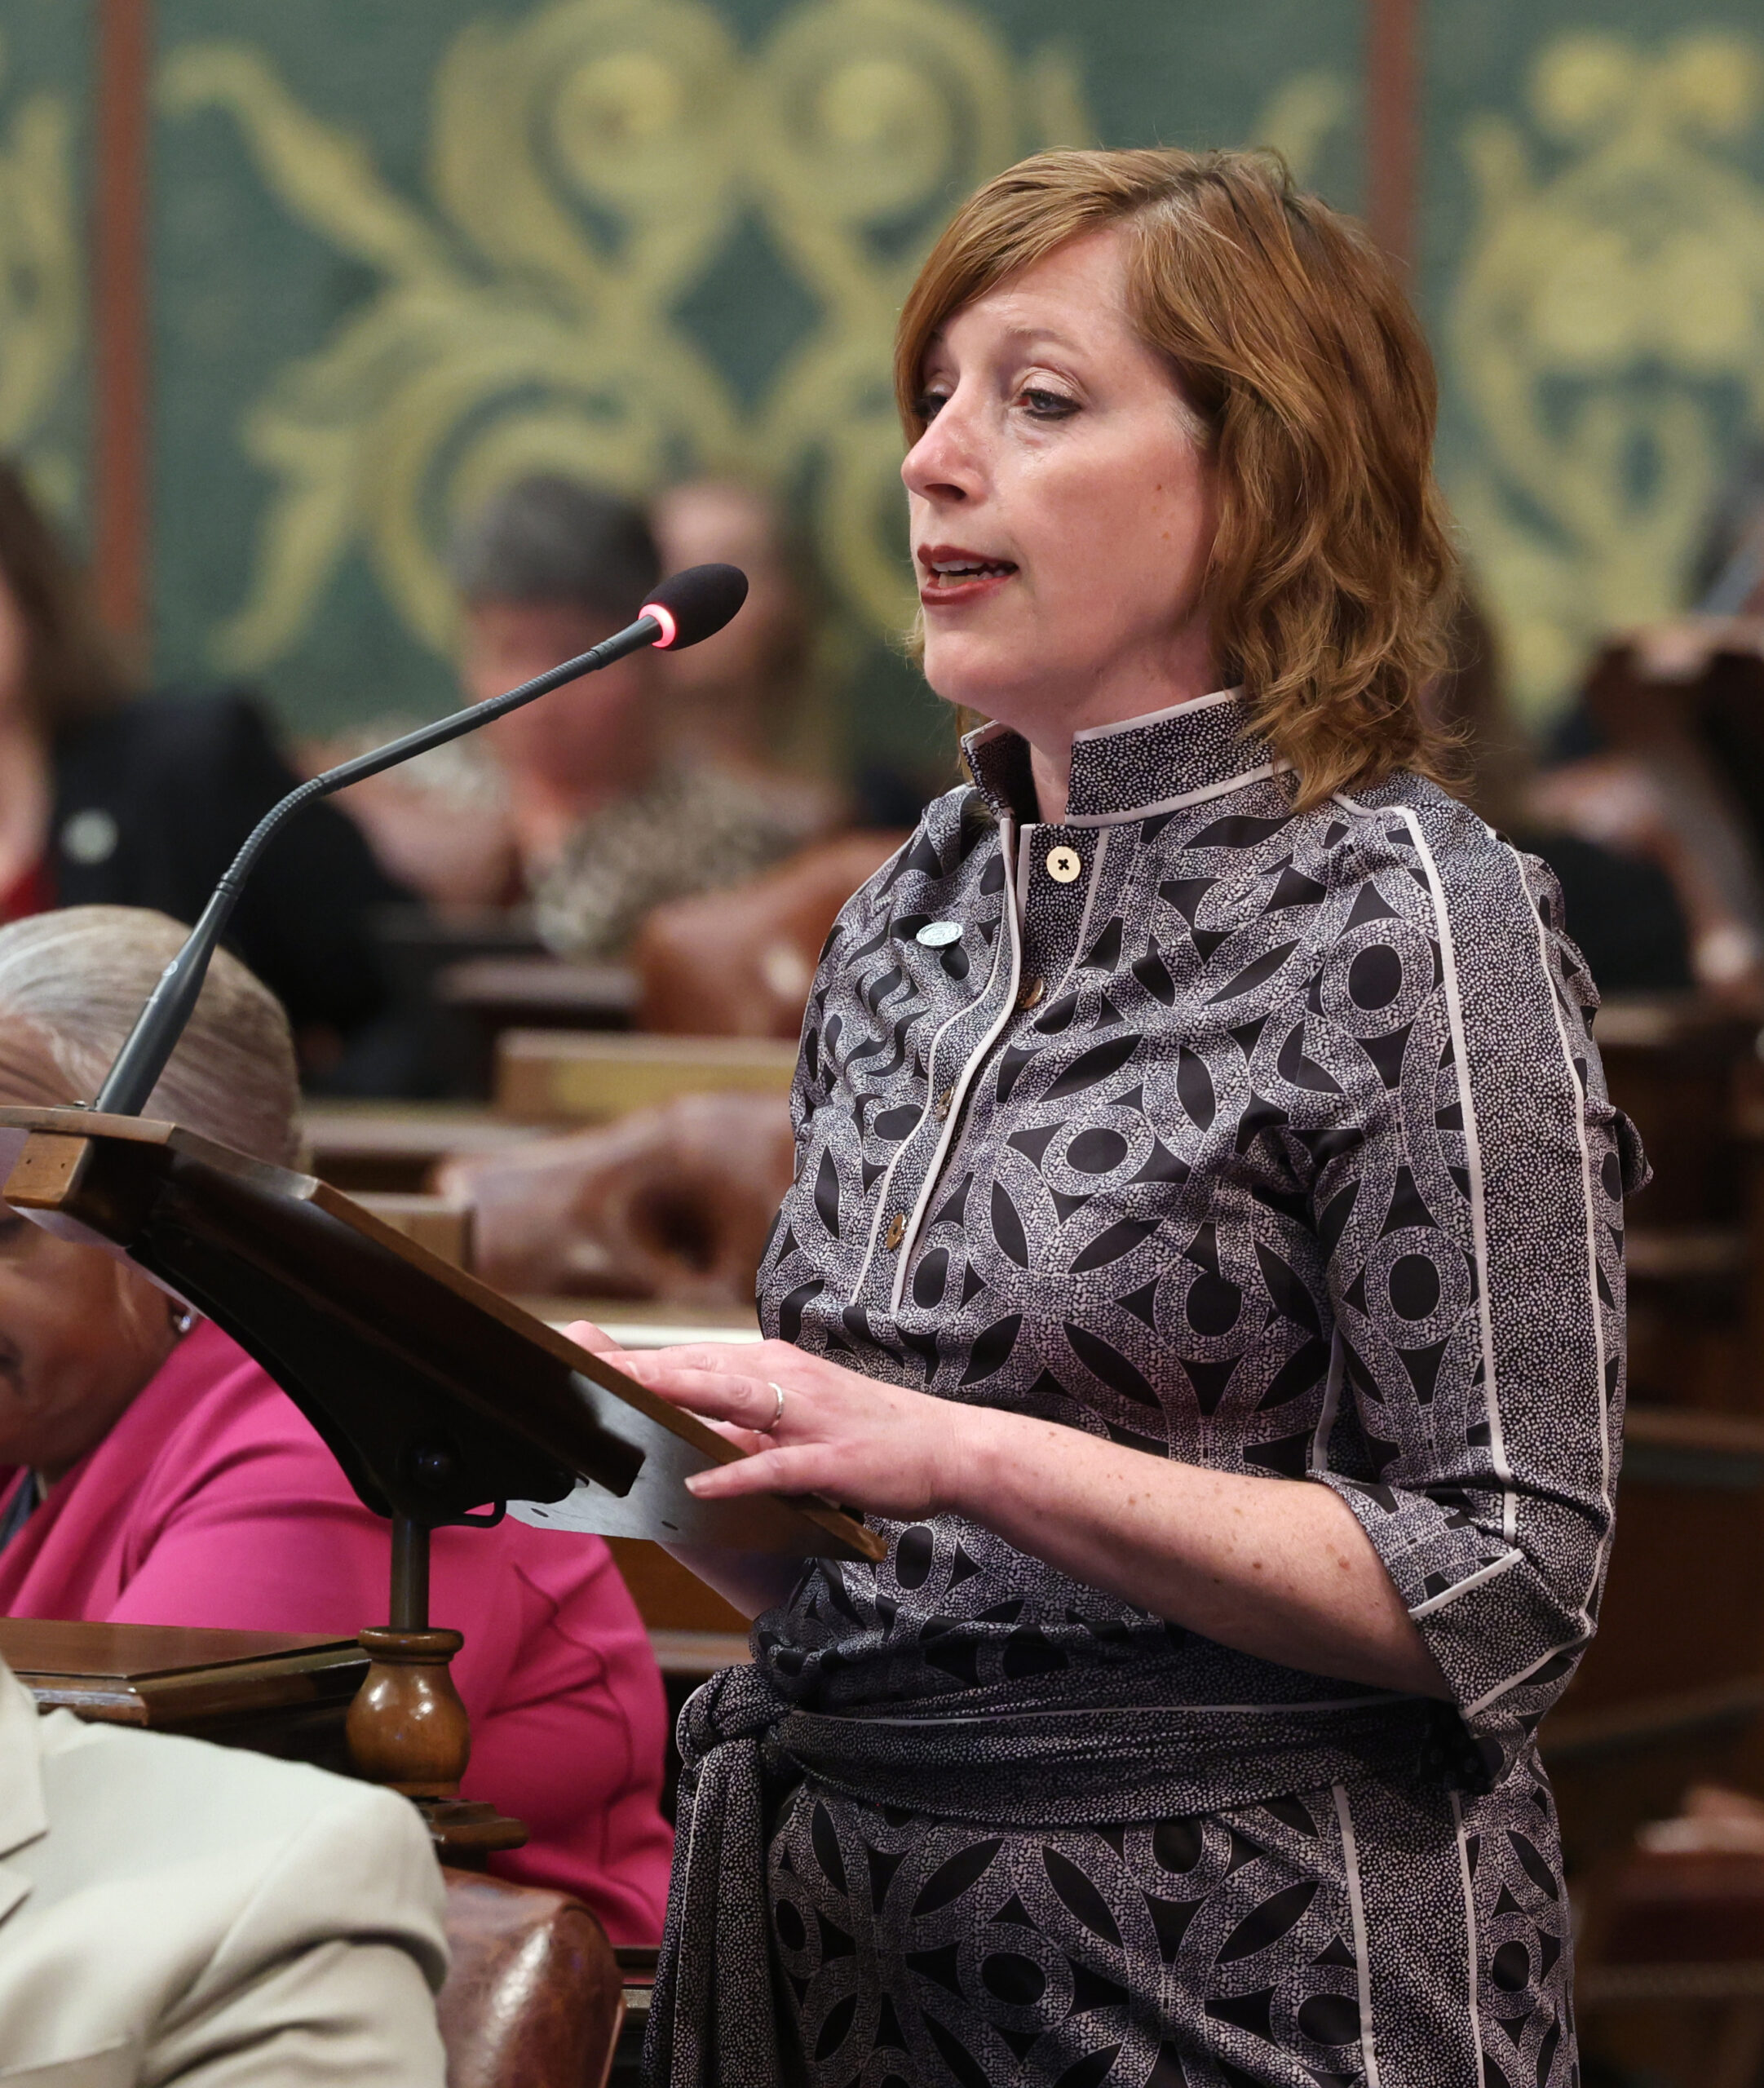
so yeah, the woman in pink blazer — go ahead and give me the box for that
[0,907,672,1943]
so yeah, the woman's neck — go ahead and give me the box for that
[1028,739,1072,824]
[1006,622,1220,826]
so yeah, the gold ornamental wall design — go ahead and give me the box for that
[161,0,1093,675]
[1448,30,1764,719]
[0,33,82,518]
[162,0,1349,683]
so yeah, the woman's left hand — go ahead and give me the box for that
[565,1325,978,1521]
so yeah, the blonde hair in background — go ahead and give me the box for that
[896,148,1458,809]
[0,908,301,1168]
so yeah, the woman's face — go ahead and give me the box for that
[903,228,1218,752]
[462,599,659,798]
[0,1212,179,1483]
[0,1024,181,1482]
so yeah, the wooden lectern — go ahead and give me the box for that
[0,1105,879,1860]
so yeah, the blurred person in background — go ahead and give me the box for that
[0,907,674,1942]
[332,475,847,950]
[1426,582,1696,995]
[650,476,842,798]
[0,462,407,1085]
[461,474,842,958]
[1520,446,1764,1005]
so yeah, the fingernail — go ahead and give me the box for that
[685,1474,706,1494]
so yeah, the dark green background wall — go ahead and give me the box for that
[2,0,1762,781]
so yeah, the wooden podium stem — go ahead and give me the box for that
[347,1511,526,1867]
[390,1512,431,1630]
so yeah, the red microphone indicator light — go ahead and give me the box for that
[640,561,749,650]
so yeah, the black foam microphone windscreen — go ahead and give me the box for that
[641,562,749,650]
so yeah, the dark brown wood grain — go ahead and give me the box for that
[0,1616,367,1763]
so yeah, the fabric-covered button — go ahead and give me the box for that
[1045,845,1082,883]
[1017,976,1045,1011]
[916,919,962,948]
[884,1212,907,1251]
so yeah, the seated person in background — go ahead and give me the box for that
[651,476,846,807]
[0,1645,446,2085]
[0,461,408,1084]
[1425,579,1700,996]
[1521,449,1764,1003]
[456,474,842,957]
[0,908,672,1942]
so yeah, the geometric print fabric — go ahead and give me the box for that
[739,692,1636,2086]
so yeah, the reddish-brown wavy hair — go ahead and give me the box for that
[895,148,1457,807]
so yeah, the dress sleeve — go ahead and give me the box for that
[1307,817,1643,1770]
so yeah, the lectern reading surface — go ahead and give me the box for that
[0,1107,878,1854]
[0,1108,876,1558]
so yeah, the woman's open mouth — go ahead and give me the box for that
[917,545,1018,606]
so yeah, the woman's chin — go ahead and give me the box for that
[922,641,1050,723]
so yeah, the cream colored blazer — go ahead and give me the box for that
[0,1657,449,2086]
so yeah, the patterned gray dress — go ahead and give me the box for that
[648,692,1644,2088]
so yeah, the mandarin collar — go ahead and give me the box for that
[962,688,1276,827]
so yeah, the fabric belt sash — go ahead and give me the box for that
[644,1659,1479,2087]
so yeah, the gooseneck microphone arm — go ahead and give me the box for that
[94,560,749,1117]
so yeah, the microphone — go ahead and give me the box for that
[92,561,749,1117]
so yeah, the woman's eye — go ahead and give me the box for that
[1021,388,1078,419]
[914,390,949,422]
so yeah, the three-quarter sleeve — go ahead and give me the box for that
[1308,806,1645,1771]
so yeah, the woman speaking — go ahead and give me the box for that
[617,148,1641,2088]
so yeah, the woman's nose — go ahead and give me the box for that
[902,401,983,505]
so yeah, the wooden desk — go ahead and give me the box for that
[302,1102,547,1194]
[1,1619,368,1770]
[496,1030,797,1123]
[437,955,636,1029]
[1543,1405,1764,1871]
[435,956,635,1096]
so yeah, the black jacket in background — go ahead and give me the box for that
[50,692,408,1049]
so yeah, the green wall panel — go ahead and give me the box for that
[1425,3,1764,720]
[15,1,1763,768]
[0,0,92,537]
[144,0,1363,771]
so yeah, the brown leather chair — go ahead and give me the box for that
[633,829,909,1037]
[438,1867,625,2088]
[434,1088,794,1307]
[1577,1789,1764,2088]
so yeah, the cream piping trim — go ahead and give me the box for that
[1063,761,1280,829]
[1408,1547,1524,1618]
[1333,1783,1382,2088]
[1517,838,1614,1633]
[1068,683,1245,741]
[886,837,1024,1311]
[1452,1789,1488,2088]
[853,816,1015,1294]
[1335,793,1517,1545]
